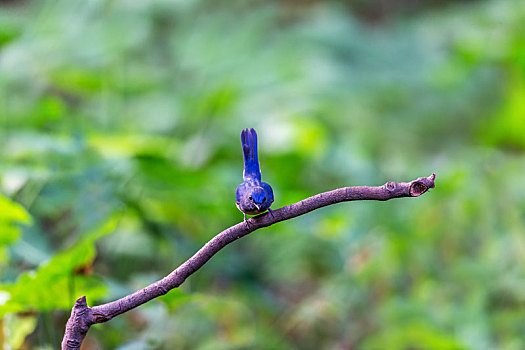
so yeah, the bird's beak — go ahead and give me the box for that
[255,204,261,211]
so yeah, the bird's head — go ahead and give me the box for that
[248,187,268,211]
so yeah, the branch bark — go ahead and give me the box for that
[61,173,436,349]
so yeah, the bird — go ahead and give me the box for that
[235,128,274,224]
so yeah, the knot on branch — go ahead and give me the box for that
[385,181,396,191]
[156,284,168,295]
[409,173,436,197]
[92,311,111,323]
[66,340,81,347]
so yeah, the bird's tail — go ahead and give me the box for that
[241,128,261,181]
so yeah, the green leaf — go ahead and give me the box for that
[0,195,31,249]
[0,216,119,316]
[0,195,31,225]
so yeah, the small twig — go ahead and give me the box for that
[61,173,436,349]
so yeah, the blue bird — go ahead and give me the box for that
[236,128,274,223]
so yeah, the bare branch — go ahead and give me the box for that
[61,173,436,349]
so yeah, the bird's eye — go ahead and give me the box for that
[262,198,266,202]
[249,196,253,200]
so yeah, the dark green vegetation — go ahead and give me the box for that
[1,0,525,348]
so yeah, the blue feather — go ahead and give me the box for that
[241,128,261,181]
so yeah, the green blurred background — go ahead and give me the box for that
[1,0,525,348]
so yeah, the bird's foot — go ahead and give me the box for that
[243,214,250,230]
[267,208,274,218]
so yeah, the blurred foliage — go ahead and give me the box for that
[1,0,525,348]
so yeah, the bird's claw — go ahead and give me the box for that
[267,208,274,218]
[243,213,250,230]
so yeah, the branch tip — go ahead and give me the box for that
[409,173,436,197]
[429,173,436,187]
[75,296,87,308]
